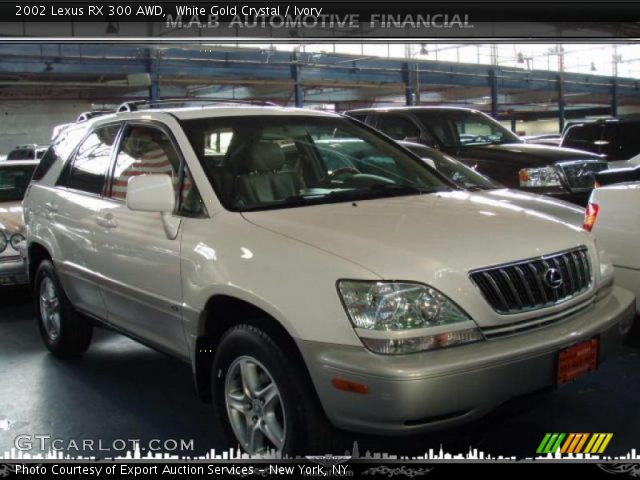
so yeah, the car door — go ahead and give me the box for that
[51,123,122,319]
[92,121,189,359]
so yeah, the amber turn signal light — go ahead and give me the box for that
[331,378,369,394]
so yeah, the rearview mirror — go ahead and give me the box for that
[127,175,175,213]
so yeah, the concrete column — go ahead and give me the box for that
[147,49,159,102]
[402,62,415,106]
[489,69,499,119]
[557,73,566,133]
[291,52,303,107]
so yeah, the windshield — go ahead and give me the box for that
[181,115,450,211]
[0,165,36,202]
[7,149,35,161]
[413,110,521,148]
[401,143,501,190]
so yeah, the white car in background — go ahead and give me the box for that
[586,166,640,312]
[0,160,39,286]
[608,152,640,170]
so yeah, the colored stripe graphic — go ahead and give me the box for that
[537,433,566,454]
[539,433,613,455]
[598,433,614,454]
[585,433,614,454]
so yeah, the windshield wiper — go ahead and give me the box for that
[239,185,447,212]
[368,183,445,195]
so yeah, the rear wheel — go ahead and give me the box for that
[34,260,92,357]
[212,323,341,456]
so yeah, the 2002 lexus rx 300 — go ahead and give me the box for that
[22,104,636,456]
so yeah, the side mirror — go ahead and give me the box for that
[127,175,175,213]
[127,175,181,240]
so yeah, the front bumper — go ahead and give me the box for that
[298,286,635,435]
[0,256,29,286]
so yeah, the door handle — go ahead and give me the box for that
[44,202,58,213]
[96,213,118,229]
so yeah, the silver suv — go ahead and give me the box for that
[23,102,636,455]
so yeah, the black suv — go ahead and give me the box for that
[561,117,640,161]
[346,107,606,205]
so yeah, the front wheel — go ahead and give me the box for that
[212,324,340,456]
[34,260,92,357]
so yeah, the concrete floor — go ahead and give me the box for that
[1,287,639,459]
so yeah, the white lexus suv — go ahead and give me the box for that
[23,103,636,456]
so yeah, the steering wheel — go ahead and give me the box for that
[327,167,360,180]
[472,135,489,143]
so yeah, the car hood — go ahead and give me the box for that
[242,191,591,281]
[0,201,24,235]
[457,143,602,167]
[480,189,585,227]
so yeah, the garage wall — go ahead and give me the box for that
[0,101,92,155]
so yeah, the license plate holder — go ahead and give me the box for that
[557,337,599,385]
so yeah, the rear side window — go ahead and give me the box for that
[0,165,37,202]
[33,127,86,182]
[58,124,120,195]
[604,122,640,159]
[7,149,34,160]
[562,123,602,152]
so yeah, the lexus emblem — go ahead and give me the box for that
[543,267,563,289]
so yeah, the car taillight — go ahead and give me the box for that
[583,203,599,231]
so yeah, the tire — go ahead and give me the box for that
[212,324,341,456]
[34,259,92,357]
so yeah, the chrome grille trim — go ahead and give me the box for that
[480,296,595,339]
[0,255,22,263]
[470,246,592,314]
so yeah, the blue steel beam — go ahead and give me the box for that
[0,44,639,100]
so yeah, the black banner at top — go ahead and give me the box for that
[1,1,640,39]
[3,1,640,23]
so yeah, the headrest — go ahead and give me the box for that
[247,142,285,172]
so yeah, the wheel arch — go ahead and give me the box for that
[27,241,53,286]
[193,294,312,404]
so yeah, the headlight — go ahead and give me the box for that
[519,166,562,187]
[9,233,25,250]
[0,231,6,254]
[337,280,483,354]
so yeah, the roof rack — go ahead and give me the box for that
[117,98,279,113]
[76,110,116,123]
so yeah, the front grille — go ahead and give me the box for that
[558,160,608,191]
[480,297,594,339]
[470,247,592,314]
